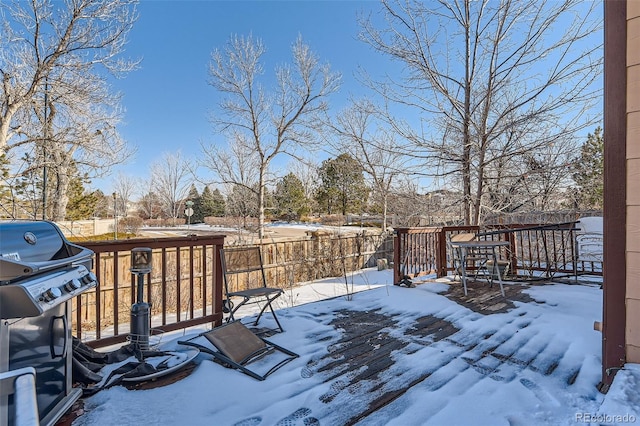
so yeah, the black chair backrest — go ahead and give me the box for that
[220,246,269,293]
[221,246,264,274]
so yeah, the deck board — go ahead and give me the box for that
[302,280,557,425]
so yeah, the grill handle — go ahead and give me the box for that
[50,315,68,359]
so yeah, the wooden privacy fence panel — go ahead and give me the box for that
[246,230,394,292]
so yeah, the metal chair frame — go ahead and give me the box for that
[220,246,284,333]
[178,321,298,381]
[449,233,506,296]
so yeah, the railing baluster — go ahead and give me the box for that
[189,245,195,319]
[95,252,102,340]
[113,251,119,336]
[176,246,181,322]
[202,244,208,317]
[161,247,167,326]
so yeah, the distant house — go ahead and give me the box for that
[602,0,640,391]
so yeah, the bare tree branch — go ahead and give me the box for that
[359,0,602,224]
[201,34,340,238]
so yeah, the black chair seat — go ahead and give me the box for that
[229,287,283,298]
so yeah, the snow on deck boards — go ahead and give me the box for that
[252,282,600,426]
[72,278,604,426]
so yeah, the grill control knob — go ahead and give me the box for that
[41,287,62,303]
[81,272,97,286]
[64,278,81,292]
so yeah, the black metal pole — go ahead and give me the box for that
[137,273,144,304]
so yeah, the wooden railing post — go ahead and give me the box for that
[393,229,401,284]
[213,241,224,327]
[437,228,448,277]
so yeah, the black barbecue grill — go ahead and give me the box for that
[0,220,98,426]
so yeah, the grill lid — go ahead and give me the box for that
[0,220,94,283]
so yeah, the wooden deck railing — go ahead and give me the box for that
[393,222,601,284]
[72,230,393,348]
[72,223,598,348]
[74,235,226,348]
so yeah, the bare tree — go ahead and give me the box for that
[329,98,408,230]
[481,136,578,214]
[0,0,138,219]
[359,0,602,224]
[29,71,131,220]
[201,34,341,238]
[112,172,139,217]
[137,182,163,220]
[0,0,138,149]
[150,152,191,226]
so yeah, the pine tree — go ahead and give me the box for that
[0,154,13,218]
[572,127,603,210]
[274,173,308,221]
[65,173,100,220]
[315,154,369,215]
[199,186,214,219]
[201,186,226,218]
[185,184,203,223]
[14,153,44,219]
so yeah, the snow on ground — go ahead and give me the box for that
[72,270,639,426]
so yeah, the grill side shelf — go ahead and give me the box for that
[0,285,43,319]
[0,258,36,282]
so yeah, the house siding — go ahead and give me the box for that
[627,2,640,363]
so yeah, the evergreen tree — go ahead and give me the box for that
[572,127,603,210]
[65,173,100,220]
[185,184,204,223]
[274,173,308,221]
[211,188,226,216]
[315,154,369,215]
[199,186,214,219]
[201,186,226,218]
[14,153,44,219]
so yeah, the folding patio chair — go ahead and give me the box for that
[177,321,298,381]
[220,246,284,333]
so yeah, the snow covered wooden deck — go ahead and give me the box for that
[71,274,612,426]
[272,281,590,425]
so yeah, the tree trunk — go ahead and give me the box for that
[258,167,266,240]
[382,194,388,231]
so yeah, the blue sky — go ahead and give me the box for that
[102,0,383,192]
[100,0,603,195]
